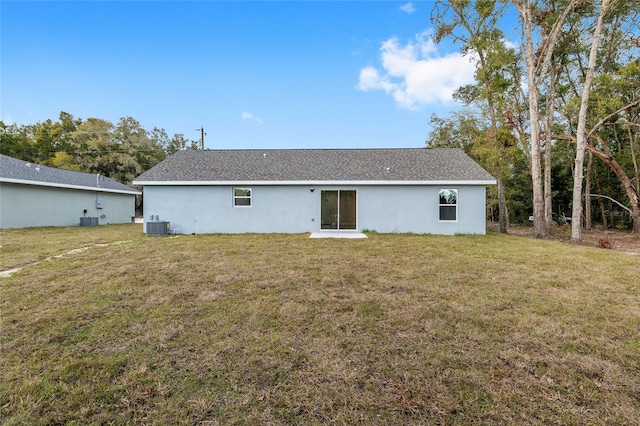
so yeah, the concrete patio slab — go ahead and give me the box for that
[309,232,368,239]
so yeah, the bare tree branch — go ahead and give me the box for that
[587,100,640,138]
[588,194,632,213]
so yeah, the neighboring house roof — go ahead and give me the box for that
[134,148,496,185]
[0,154,141,195]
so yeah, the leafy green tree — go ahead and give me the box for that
[1,112,186,187]
[427,109,528,225]
[112,117,166,183]
[0,122,35,160]
[427,111,483,152]
[30,119,59,163]
[549,1,640,234]
[571,63,640,232]
[12,112,82,164]
[65,118,117,177]
[510,0,583,238]
[61,116,168,184]
[165,133,200,155]
[568,0,614,242]
[432,0,520,233]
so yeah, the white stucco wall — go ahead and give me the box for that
[0,182,136,229]
[142,184,488,235]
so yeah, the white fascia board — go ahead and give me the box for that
[0,178,141,195]
[133,179,497,186]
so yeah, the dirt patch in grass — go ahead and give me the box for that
[579,230,640,254]
[1,225,639,424]
[496,224,640,255]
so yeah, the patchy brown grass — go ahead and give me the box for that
[1,224,639,425]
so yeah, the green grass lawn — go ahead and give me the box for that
[1,224,639,425]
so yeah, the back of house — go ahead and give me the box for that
[133,148,496,235]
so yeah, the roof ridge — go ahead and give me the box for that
[181,147,457,152]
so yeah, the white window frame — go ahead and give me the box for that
[233,187,252,207]
[438,188,458,222]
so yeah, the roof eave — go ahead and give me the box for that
[133,179,497,186]
[1,178,142,195]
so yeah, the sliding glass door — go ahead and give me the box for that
[321,190,356,230]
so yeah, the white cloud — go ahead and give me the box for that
[502,38,518,50]
[241,111,263,124]
[357,30,477,109]
[399,2,416,14]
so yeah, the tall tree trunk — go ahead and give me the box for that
[529,91,546,238]
[629,125,640,195]
[544,66,559,234]
[515,0,578,238]
[519,3,546,238]
[477,47,507,234]
[633,206,640,234]
[544,127,553,232]
[585,151,593,230]
[571,0,609,243]
[497,176,508,233]
[595,168,608,229]
[475,41,507,234]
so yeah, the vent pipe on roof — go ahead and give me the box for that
[96,173,100,187]
[196,126,206,150]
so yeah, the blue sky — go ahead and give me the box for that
[1,1,479,149]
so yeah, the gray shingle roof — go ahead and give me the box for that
[134,148,495,184]
[0,154,140,194]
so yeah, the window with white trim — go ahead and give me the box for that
[439,189,457,221]
[233,188,252,207]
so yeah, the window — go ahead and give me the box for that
[439,189,457,221]
[320,190,357,230]
[233,188,251,207]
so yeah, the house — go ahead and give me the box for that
[133,148,496,235]
[0,154,140,229]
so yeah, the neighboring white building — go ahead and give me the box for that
[133,148,496,235]
[0,154,140,229]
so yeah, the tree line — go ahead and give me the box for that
[426,0,639,238]
[1,112,200,186]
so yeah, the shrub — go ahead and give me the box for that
[597,235,614,249]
